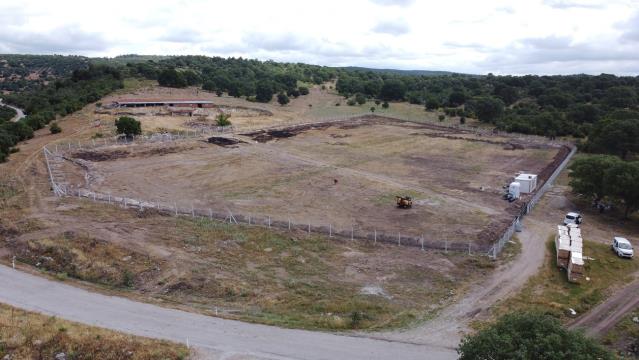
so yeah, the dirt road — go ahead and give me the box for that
[375,216,551,348]
[0,264,456,360]
[569,275,639,337]
[0,98,25,123]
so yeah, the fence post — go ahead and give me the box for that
[308,223,311,234]
[174,203,178,216]
[248,215,251,225]
[268,217,271,228]
[209,208,213,220]
[445,240,448,254]
[374,229,377,245]
[108,193,111,204]
[421,236,424,251]
[468,242,471,255]
[398,232,401,246]
[191,204,194,217]
[329,224,332,238]
[288,219,291,231]
[351,226,354,241]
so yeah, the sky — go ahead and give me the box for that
[0,0,638,75]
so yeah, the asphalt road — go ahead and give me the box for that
[0,265,456,360]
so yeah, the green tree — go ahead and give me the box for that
[382,101,389,109]
[448,91,467,106]
[115,116,141,137]
[298,86,310,95]
[604,161,639,218]
[603,86,638,108]
[355,93,367,105]
[49,122,61,134]
[370,106,376,113]
[255,80,274,103]
[424,96,441,110]
[458,312,614,360]
[569,154,621,202]
[466,96,505,123]
[157,68,187,88]
[277,92,289,106]
[379,79,406,101]
[587,118,639,160]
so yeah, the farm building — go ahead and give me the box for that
[113,99,215,108]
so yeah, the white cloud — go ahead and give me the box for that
[0,0,636,75]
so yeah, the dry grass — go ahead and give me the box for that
[0,303,189,360]
[601,307,639,358]
[11,199,497,331]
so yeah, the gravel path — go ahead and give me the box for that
[0,265,456,360]
[0,98,26,122]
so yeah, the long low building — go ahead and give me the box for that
[113,98,215,108]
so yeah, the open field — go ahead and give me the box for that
[58,115,562,248]
[0,303,189,359]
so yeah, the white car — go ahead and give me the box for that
[612,237,634,258]
[563,212,583,226]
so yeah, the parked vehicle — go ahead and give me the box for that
[563,212,582,226]
[612,237,634,258]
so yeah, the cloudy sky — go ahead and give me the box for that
[0,0,638,75]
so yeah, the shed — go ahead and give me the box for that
[515,173,538,193]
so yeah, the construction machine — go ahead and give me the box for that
[396,196,412,209]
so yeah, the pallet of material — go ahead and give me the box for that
[567,251,584,283]
[555,229,571,269]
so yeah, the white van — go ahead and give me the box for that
[563,212,583,226]
[612,237,634,258]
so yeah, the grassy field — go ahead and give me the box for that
[0,303,188,359]
[494,237,639,321]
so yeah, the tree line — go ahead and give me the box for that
[0,64,123,162]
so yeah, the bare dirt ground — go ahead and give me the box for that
[58,115,560,247]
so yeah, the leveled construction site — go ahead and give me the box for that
[49,114,570,252]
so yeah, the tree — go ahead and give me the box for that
[379,79,406,101]
[157,68,187,88]
[49,122,61,134]
[215,113,232,127]
[569,154,621,202]
[604,161,639,218]
[458,312,614,360]
[424,96,441,110]
[603,86,638,108]
[466,96,505,123]
[382,101,389,109]
[587,118,639,160]
[370,106,376,113]
[438,115,445,121]
[255,80,274,103]
[448,91,467,107]
[355,93,367,105]
[277,92,289,106]
[115,116,141,137]
[298,86,310,95]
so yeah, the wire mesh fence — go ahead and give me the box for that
[42,113,576,258]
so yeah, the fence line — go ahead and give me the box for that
[487,145,577,258]
[42,113,576,258]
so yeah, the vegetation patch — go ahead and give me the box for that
[0,303,188,359]
[494,237,639,321]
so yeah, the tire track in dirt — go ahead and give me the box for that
[569,274,639,337]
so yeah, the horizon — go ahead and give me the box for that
[1,0,638,76]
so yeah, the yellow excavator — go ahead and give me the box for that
[396,196,413,209]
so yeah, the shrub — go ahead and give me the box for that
[355,93,367,105]
[438,115,445,121]
[49,122,62,134]
[277,92,290,106]
[216,113,232,127]
[346,99,357,106]
[115,116,141,137]
[335,102,341,106]
[382,101,389,109]
[460,117,466,124]
[370,107,376,113]
[375,100,381,105]
[299,86,310,95]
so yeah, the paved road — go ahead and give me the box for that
[0,98,25,122]
[0,265,456,360]
[569,275,639,338]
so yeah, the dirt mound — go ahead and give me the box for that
[73,149,130,162]
[208,137,246,147]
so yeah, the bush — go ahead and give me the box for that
[382,101,389,109]
[370,107,376,113]
[298,86,310,95]
[459,116,466,124]
[216,113,232,127]
[438,115,445,121]
[115,116,141,137]
[458,312,614,360]
[277,92,290,106]
[355,93,367,105]
[346,99,357,106]
[335,102,341,106]
[375,100,381,105]
[49,122,61,134]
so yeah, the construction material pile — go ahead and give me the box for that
[556,224,585,283]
